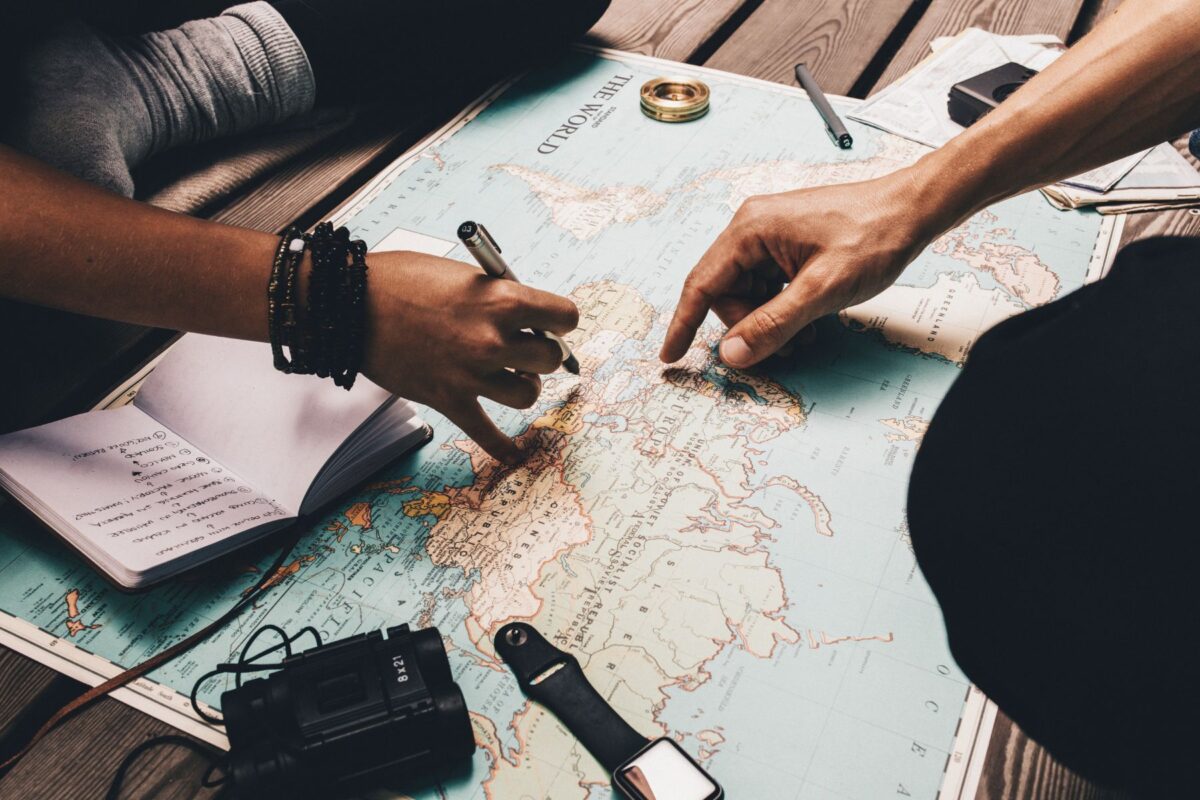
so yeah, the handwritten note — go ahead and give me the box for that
[0,406,287,574]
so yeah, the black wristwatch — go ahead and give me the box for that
[495,622,723,800]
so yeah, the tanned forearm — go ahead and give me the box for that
[914,0,1200,235]
[0,143,586,463]
[0,144,275,341]
[662,0,1200,369]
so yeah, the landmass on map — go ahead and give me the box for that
[880,416,930,444]
[381,280,850,795]
[63,588,101,637]
[494,134,924,242]
[930,210,1061,306]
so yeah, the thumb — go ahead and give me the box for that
[718,276,827,368]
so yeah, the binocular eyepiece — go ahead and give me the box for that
[221,624,475,799]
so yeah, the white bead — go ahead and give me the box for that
[288,238,305,253]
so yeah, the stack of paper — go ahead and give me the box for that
[1041,143,1200,214]
[849,28,1200,213]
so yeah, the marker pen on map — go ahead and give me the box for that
[457,221,581,375]
[794,64,853,149]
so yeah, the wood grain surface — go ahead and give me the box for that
[206,125,415,234]
[1123,205,1200,240]
[0,648,59,739]
[870,0,1086,93]
[704,0,915,94]
[1,694,222,800]
[586,0,754,62]
[978,712,1131,800]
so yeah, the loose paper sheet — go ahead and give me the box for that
[849,28,1148,192]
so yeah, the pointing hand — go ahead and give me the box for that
[660,167,944,368]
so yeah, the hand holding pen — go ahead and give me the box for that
[458,221,581,374]
[357,249,577,465]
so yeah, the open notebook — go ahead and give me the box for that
[0,334,429,589]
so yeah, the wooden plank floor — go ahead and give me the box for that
[979,712,1134,800]
[870,0,1087,91]
[705,0,917,94]
[0,648,60,741]
[586,0,751,60]
[2,0,1194,797]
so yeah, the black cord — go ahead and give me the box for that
[105,735,229,800]
[188,624,322,724]
[100,528,306,796]
[235,625,322,689]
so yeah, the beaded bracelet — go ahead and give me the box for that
[335,239,369,390]
[280,228,309,372]
[307,223,349,379]
[266,226,298,372]
[267,223,369,390]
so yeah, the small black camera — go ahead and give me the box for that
[948,61,1039,127]
[221,624,475,799]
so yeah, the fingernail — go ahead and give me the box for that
[720,336,753,368]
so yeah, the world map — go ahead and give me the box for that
[0,49,1113,798]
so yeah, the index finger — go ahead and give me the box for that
[443,398,522,465]
[504,284,580,335]
[659,223,770,363]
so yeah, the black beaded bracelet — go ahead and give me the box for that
[267,223,368,390]
[306,223,341,379]
[334,239,370,390]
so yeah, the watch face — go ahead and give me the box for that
[613,738,722,800]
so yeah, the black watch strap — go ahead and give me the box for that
[494,622,649,773]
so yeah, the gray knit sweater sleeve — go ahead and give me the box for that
[1,2,314,197]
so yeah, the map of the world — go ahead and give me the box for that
[0,49,1116,799]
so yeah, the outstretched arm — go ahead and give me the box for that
[1,144,275,340]
[661,0,1200,368]
[0,145,577,463]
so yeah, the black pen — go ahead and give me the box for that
[457,221,581,375]
[794,63,853,149]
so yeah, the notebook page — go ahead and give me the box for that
[133,335,393,512]
[0,405,287,579]
[308,411,427,510]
